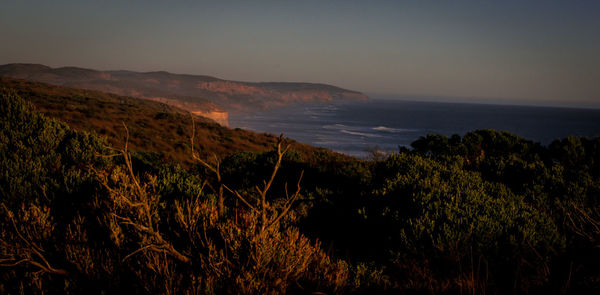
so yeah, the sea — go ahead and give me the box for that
[229,100,600,158]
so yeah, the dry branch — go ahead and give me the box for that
[94,123,191,264]
[0,204,68,275]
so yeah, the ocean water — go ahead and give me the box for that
[230,100,600,158]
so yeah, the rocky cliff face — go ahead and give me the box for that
[0,63,370,125]
[146,97,229,126]
[191,110,229,126]
[194,80,369,110]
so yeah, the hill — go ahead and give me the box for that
[1,78,599,294]
[0,77,334,166]
[0,63,370,125]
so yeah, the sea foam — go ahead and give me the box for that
[372,126,415,133]
[341,129,382,138]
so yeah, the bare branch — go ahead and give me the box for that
[268,170,304,229]
[123,245,154,262]
[223,184,258,213]
[0,204,68,275]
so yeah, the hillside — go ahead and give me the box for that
[0,77,333,166]
[0,63,370,125]
[1,79,600,294]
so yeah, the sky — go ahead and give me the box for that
[1,0,599,108]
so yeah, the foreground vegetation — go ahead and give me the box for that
[1,88,599,294]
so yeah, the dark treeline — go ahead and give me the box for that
[1,90,599,294]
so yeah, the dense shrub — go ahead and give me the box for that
[2,87,599,294]
[0,91,367,294]
[370,153,563,292]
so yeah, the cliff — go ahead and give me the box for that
[146,96,229,126]
[191,110,229,126]
[0,63,370,125]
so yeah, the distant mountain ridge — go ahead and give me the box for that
[0,63,370,126]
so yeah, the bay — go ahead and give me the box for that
[230,100,600,158]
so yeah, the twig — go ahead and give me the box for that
[268,171,304,229]
[223,184,258,212]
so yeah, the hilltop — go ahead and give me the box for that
[0,63,370,126]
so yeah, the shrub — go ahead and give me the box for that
[369,153,563,292]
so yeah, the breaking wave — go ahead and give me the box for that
[372,126,416,133]
[340,130,382,138]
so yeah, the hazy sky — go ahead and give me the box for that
[1,0,599,107]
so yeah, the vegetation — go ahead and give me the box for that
[0,77,330,166]
[1,86,599,294]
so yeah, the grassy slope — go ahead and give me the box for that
[0,77,334,165]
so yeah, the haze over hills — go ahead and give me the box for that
[0,63,370,126]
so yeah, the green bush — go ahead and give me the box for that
[369,153,563,291]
